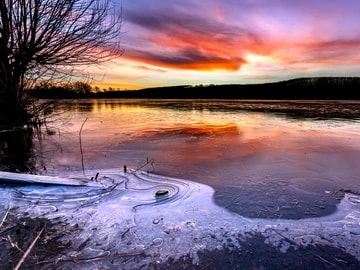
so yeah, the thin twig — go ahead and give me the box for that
[7,235,23,253]
[134,157,155,173]
[316,255,340,269]
[0,205,10,228]
[79,117,88,177]
[14,224,46,270]
[71,251,144,263]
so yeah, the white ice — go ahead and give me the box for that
[0,169,359,269]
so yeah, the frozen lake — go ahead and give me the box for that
[33,99,360,219]
[1,99,360,268]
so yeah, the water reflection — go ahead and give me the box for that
[0,127,35,172]
[2,99,360,219]
[55,99,360,119]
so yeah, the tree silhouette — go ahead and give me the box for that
[0,0,122,126]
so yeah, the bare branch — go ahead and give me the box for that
[0,0,123,125]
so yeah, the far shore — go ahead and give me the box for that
[30,76,360,100]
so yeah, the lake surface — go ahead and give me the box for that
[2,99,360,219]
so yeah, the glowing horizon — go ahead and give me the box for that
[91,0,360,90]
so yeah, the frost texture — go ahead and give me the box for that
[0,169,359,269]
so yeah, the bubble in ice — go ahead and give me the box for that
[152,237,164,247]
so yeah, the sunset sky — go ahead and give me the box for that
[92,0,360,90]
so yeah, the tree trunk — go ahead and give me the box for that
[0,86,27,127]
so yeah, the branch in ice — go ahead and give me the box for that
[133,157,155,173]
[79,117,88,177]
[0,205,11,228]
[70,251,144,264]
[14,224,46,270]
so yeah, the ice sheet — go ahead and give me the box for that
[0,169,359,269]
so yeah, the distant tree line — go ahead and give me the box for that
[31,77,360,100]
[32,82,99,98]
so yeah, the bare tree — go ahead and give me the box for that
[0,0,122,126]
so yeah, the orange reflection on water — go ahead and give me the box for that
[90,100,147,114]
[153,123,241,136]
[144,122,256,166]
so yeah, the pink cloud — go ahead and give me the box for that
[115,0,360,82]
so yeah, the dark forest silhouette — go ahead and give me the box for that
[32,77,360,100]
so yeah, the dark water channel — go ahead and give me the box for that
[1,99,360,220]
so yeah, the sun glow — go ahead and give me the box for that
[244,54,278,65]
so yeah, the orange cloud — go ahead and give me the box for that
[102,1,360,88]
[122,10,264,71]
